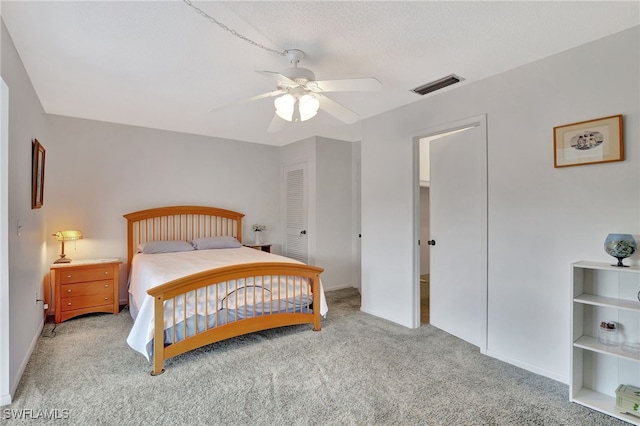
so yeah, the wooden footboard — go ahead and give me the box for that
[147,262,323,375]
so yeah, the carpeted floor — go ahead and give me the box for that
[5,288,627,425]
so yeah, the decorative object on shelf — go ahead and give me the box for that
[53,230,83,263]
[616,384,640,419]
[553,114,623,168]
[31,139,46,209]
[604,233,637,267]
[597,321,619,346]
[252,224,266,245]
[621,342,640,356]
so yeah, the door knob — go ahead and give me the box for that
[427,240,436,246]
[300,230,307,236]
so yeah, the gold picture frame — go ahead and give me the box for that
[554,114,623,168]
[31,139,45,209]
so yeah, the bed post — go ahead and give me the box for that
[312,273,321,331]
[151,295,165,376]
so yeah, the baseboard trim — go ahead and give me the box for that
[0,392,11,406]
[485,349,568,384]
[322,284,357,292]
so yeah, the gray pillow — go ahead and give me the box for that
[191,236,242,250]
[137,240,194,254]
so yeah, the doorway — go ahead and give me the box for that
[414,115,488,352]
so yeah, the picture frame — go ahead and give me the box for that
[554,114,623,168]
[31,139,45,209]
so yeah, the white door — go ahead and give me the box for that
[284,162,309,263]
[429,122,487,348]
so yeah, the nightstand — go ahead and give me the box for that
[51,259,121,323]
[243,244,272,253]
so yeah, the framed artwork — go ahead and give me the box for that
[554,114,623,168]
[31,139,45,209]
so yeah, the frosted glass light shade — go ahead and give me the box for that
[298,94,319,121]
[274,94,295,121]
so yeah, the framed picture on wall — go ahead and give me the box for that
[31,139,45,209]
[553,114,623,168]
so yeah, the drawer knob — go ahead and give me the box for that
[67,289,72,293]
[104,297,109,301]
[66,275,72,279]
[67,302,72,306]
[104,272,109,275]
[105,284,109,288]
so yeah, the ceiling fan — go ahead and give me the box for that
[212,49,382,132]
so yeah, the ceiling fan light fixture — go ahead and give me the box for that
[274,92,319,122]
[274,94,295,121]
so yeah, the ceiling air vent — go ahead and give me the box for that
[411,74,464,96]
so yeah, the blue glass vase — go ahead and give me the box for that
[604,234,637,267]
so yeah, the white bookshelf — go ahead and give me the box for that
[571,261,640,424]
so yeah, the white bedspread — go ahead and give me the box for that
[126,247,328,360]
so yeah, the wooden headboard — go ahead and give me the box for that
[123,206,245,273]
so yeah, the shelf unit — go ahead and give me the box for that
[571,261,640,424]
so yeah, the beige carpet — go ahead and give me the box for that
[5,288,626,425]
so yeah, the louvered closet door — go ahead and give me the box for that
[284,162,309,263]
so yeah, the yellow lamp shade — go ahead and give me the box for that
[54,230,83,241]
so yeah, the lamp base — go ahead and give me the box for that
[53,257,71,264]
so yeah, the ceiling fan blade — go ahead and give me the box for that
[256,70,298,87]
[247,90,285,103]
[317,94,360,124]
[208,90,284,113]
[309,77,382,93]
[267,114,286,133]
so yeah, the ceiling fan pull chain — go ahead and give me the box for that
[182,0,286,57]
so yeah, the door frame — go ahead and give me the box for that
[411,114,488,354]
[1,78,10,405]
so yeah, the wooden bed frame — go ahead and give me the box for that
[123,206,323,375]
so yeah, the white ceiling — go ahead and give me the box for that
[2,1,638,146]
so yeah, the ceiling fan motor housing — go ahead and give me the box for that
[281,67,316,85]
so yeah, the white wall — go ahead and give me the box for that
[45,115,282,303]
[361,26,639,382]
[316,137,354,289]
[1,19,49,403]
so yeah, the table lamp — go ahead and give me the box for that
[53,230,83,264]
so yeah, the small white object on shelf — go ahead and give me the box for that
[598,321,619,346]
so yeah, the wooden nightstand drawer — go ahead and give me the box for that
[60,294,114,312]
[59,266,115,284]
[61,280,114,297]
[51,259,122,323]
